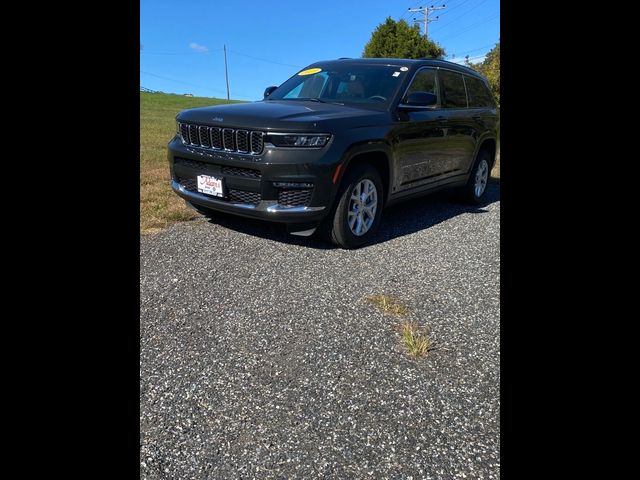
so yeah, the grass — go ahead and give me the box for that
[399,321,432,358]
[140,92,244,234]
[366,294,435,359]
[366,295,410,316]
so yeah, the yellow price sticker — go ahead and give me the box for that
[298,68,322,76]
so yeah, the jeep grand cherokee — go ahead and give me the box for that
[168,58,498,248]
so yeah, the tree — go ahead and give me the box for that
[363,17,445,59]
[465,41,500,103]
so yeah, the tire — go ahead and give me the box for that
[320,163,384,249]
[462,149,492,204]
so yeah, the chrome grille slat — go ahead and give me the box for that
[178,122,264,155]
[180,124,189,143]
[250,131,264,154]
[222,128,235,151]
[198,126,211,148]
[188,124,199,145]
[210,127,222,149]
[236,130,249,153]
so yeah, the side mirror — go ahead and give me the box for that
[400,91,437,108]
[263,86,278,98]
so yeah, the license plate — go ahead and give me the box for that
[197,175,224,197]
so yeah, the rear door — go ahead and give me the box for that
[464,74,498,169]
[436,69,477,177]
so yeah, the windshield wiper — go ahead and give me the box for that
[307,98,344,106]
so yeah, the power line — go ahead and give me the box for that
[432,0,492,31]
[437,12,499,41]
[436,0,473,18]
[452,41,498,56]
[140,50,222,56]
[140,70,228,95]
[140,70,255,100]
[226,49,302,69]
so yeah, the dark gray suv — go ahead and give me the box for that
[168,57,498,248]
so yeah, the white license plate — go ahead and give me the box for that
[197,175,224,197]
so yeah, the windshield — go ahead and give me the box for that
[266,64,408,107]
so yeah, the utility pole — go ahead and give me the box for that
[223,44,230,100]
[408,4,446,40]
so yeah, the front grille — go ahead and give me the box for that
[179,122,264,155]
[174,158,261,178]
[228,189,261,205]
[221,165,261,178]
[277,189,313,208]
[176,176,261,206]
[177,177,198,192]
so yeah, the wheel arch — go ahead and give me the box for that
[476,137,497,170]
[335,141,393,205]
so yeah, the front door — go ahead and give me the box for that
[393,67,448,193]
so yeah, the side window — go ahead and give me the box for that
[465,75,495,108]
[406,68,437,98]
[439,70,468,108]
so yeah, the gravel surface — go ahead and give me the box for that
[140,183,500,479]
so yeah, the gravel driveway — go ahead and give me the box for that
[140,183,500,479]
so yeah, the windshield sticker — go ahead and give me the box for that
[400,66,409,71]
[392,71,401,77]
[298,68,322,76]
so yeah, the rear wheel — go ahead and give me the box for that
[321,163,383,249]
[462,150,492,204]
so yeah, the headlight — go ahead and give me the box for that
[267,133,331,148]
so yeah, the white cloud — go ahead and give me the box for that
[189,42,208,53]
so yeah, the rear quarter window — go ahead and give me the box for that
[465,75,495,108]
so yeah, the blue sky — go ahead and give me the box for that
[140,0,500,101]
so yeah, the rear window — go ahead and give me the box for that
[439,70,468,108]
[465,75,495,108]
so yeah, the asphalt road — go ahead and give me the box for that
[140,183,500,479]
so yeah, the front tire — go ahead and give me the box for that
[321,163,383,249]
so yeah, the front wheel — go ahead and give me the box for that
[321,164,383,249]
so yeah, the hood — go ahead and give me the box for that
[176,100,391,132]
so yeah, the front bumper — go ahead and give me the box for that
[168,136,340,225]
[171,180,326,223]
